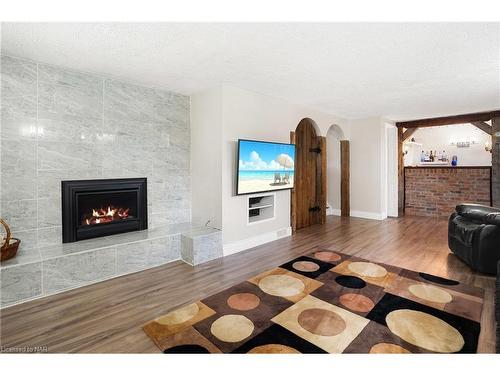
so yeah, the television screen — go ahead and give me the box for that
[237,139,296,195]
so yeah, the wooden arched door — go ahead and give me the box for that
[291,118,326,231]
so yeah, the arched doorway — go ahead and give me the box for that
[326,125,350,217]
[290,118,326,231]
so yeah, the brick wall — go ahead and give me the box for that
[404,167,491,218]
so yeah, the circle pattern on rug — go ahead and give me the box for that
[258,274,305,297]
[339,293,375,312]
[297,308,346,336]
[369,343,410,354]
[419,272,460,286]
[156,303,199,325]
[408,284,453,304]
[248,344,300,354]
[313,251,341,262]
[164,344,210,354]
[348,262,388,278]
[335,275,366,289]
[211,314,254,343]
[292,261,320,272]
[227,293,261,311]
[386,309,464,353]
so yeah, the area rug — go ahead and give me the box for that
[143,249,484,353]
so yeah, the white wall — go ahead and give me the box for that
[385,123,399,217]
[404,123,492,166]
[220,86,350,249]
[189,86,351,252]
[190,87,223,229]
[349,117,388,220]
[326,125,344,214]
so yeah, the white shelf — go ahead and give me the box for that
[404,141,423,146]
[249,204,273,210]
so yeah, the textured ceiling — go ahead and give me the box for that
[1,23,499,120]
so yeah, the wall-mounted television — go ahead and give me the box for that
[237,139,296,195]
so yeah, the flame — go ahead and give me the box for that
[82,205,131,226]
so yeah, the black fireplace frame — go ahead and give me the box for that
[61,178,148,243]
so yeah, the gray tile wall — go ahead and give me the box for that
[0,262,42,306]
[1,55,191,252]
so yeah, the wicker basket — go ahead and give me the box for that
[1,218,21,262]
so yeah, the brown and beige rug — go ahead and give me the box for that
[143,249,483,353]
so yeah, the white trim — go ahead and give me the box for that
[350,210,387,221]
[247,216,275,226]
[331,208,342,216]
[223,226,292,256]
[326,207,341,216]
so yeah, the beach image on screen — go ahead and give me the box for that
[238,140,295,194]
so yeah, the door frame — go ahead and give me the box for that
[340,140,350,217]
[291,128,350,232]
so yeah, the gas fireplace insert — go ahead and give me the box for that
[61,178,148,243]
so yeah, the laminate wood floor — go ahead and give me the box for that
[0,216,496,353]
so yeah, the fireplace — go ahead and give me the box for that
[62,178,148,243]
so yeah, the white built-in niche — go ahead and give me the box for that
[247,192,276,225]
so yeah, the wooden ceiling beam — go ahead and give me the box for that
[471,121,493,136]
[396,110,500,129]
[402,127,418,141]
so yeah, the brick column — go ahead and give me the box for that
[493,117,500,207]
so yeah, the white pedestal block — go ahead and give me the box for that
[181,227,223,265]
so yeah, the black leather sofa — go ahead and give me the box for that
[448,204,500,275]
[496,261,500,353]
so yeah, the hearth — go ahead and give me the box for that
[62,178,147,243]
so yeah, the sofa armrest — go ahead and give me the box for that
[486,213,500,226]
[497,261,500,353]
[456,204,500,224]
[496,261,500,321]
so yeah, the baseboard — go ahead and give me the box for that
[326,208,341,216]
[223,226,292,256]
[350,210,387,221]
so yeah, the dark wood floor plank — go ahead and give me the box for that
[0,216,495,353]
